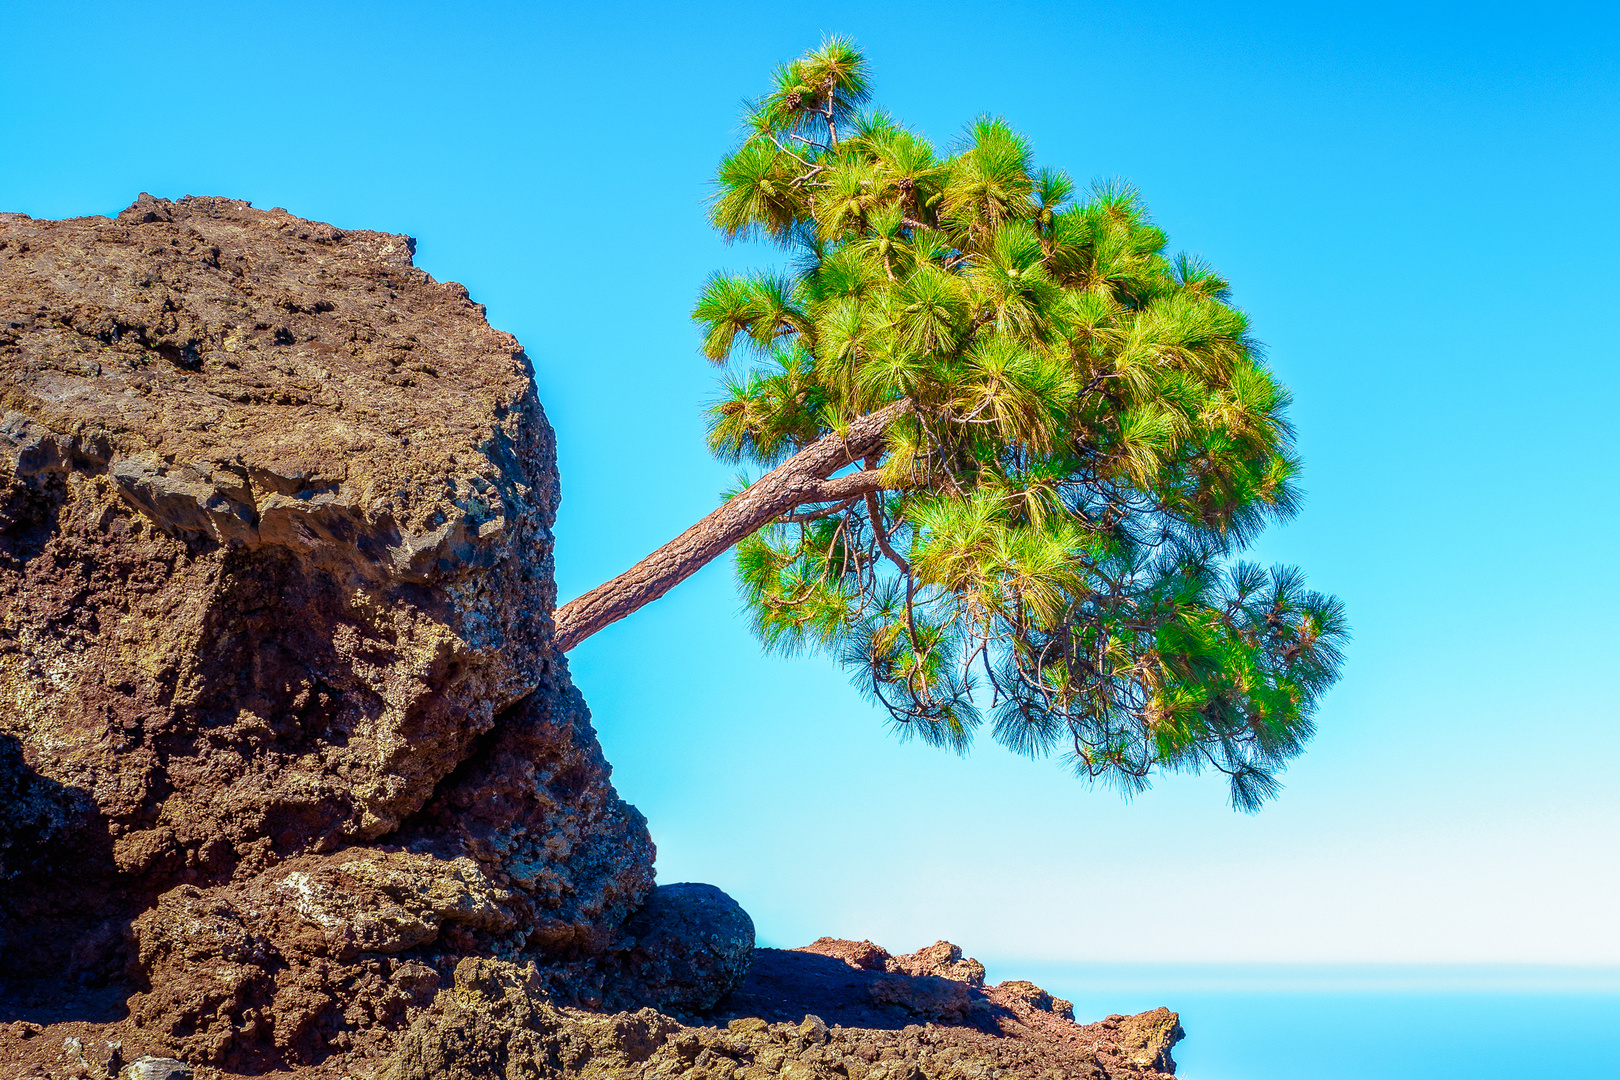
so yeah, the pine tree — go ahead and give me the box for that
[555,40,1347,809]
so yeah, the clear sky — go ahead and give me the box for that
[3,1,1616,970]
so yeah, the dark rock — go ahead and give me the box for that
[95,1038,124,1075]
[603,882,756,1013]
[869,972,975,1021]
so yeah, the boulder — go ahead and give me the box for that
[603,882,757,1014]
[0,195,1184,1080]
[0,195,656,1066]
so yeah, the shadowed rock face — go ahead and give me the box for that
[0,195,657,1066]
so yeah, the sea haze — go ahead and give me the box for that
[984,964,1620,1080]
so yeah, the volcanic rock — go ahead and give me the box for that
[386,943,1184,1080]
[382,957,680,1080]
[601,882,757,1014]
[0,194,659,1067]
[885,940,987,987]
[1111,1008,1185,1073]
[799,937,893,972]
[996,979,1076,1021]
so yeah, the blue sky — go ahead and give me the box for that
[3,1,1616,969]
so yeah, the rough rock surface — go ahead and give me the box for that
[880,943,987,989]
[601,883,757,1015]
[382,941,1181,1080]
[0,195,659,1068]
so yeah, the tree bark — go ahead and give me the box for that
[553,399,912,652]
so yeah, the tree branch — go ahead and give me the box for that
[803,469,887,503]
[776,498,858,524]
[771,469,888,523]
[864,489,909,575]
[553,399,914,651]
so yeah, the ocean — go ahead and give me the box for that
[990,965,1620,1079]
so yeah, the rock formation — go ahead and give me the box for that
[383,940,1182,1080]
[0,196,1183,1079]
[0,194,663,1068]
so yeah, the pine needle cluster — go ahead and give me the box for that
[696,40,1347,809]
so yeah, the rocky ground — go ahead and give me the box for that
[1,938,1181,1079]
[0,196,1182,1079]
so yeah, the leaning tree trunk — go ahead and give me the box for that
[553,399,911,651]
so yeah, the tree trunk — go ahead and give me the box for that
[553,399,911,652]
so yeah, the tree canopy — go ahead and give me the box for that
[556,39,1346,810]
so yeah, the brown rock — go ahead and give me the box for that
[798,936,893,971]
[868,971,975,1021]
[992,978,1077,1020]
[1113,1007,1185,1073]
[381,957,679,1080]
[886,940,987,987]
[385,946,1179,1080]
[0,195,654,1066]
